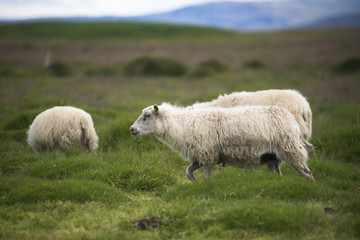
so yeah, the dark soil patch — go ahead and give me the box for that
[132,216,163,230]
[324,206,335,214]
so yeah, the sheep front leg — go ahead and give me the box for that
[203,165,213,179]
[186,162,201,183]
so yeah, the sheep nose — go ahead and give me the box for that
[130,127,138,136]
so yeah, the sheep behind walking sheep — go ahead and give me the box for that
[191,89,312,141]
[27,106,98,152]
[130,103,315,182]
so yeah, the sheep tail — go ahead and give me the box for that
[81,125,91,150]
[307,110,312,139]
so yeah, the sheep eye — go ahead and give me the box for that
[144,113,151,121]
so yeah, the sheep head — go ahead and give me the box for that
[130,105,160,137]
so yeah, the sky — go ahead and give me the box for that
[0,0,285,20]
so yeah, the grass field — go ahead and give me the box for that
[0,22,360,239]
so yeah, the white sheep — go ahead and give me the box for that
[130,103,315,182]
[27,106,98,152]
[191,89,312,141]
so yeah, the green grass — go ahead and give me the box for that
[47,61,72,77]
[332,56,360,74]
[122,55,187,77]
[0,23,360,239]
[0,22,239,42]
[243,59,266,69]
[198,58,230,72]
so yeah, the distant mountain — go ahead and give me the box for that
[308,12,360,27]
[129,0,360,30]
[2,0,360,31]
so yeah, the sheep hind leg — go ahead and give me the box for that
[81,126,90,150]
[261,153,282,176]
[266,162,282,176]
[303,140,315,157]
[186,162,201,183]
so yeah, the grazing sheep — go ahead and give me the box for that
[27,106,98,152]
[130,103,315,182]
[191,89,312,141]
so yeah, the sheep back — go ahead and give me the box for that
[27,106,98,151]
[192,89,312,140]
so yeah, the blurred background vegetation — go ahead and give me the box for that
[0,22,359,239]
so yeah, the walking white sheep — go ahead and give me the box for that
[130,103,315,182]
[191,89,312,141]
[27,106,98,152]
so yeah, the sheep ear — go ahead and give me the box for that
[154,105,160,114]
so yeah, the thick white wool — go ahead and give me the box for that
[27,106,98,151]
[191,89,312,140]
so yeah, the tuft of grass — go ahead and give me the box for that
[0,66,24,77]
[243,59,266,69]
[16,150,178,193]
[158,199,330,239]
[0,129,27,142]
[2,110,40,131]
[22,153,102,180]
[198,58,230,72]
[122,55,187,77]
[0,177,125,205]
[312,103,360,163]
[316,125,360,163]
[0,66,41,78]
[214,201,325,234]
[188,66,215,78]
[188,59,229,78]
[0,153,37,175]
[22,97,69,110]
[85,66,118,76]
[97,166,176,192]
[47,61,72,77]
[100,114,138,150]
[332,56,360,74]
[162,164,339,202]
